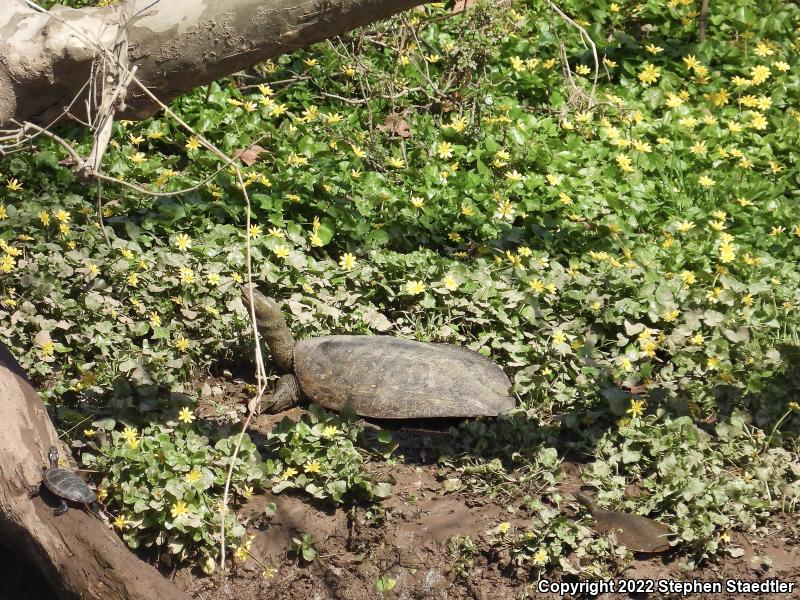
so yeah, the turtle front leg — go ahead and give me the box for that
[53,499,69,516]
[28,483,41,499]
[261,374,301,413]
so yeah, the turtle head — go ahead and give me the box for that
[47,446,59,469]
[573,490,599,514]
[240,284,295,373]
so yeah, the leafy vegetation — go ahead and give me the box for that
[1,0,799,577]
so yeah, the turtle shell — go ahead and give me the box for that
[293,335,514,418]
[43,468,96,503]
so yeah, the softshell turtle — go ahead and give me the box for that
[30,446,98,516]
[574,491,672,553]
[241,286,515,418]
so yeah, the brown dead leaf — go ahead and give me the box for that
[378,113,411,138]
[233,144,265,166]
[452,0,478,12]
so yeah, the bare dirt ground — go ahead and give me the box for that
[175,455,799,599]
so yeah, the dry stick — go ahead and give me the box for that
[124,75,271,573]
[547,0,600,105]
[219,170,269,573]
[0,78,93,153]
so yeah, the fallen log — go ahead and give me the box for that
[0,343,189,600]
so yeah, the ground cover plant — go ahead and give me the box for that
[1,0,799,586]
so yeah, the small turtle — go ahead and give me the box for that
[30,446,98,516]
[574,491,672,554]
[241,286,515,418]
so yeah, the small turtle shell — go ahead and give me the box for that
[43,468,97,503]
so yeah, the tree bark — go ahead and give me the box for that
[0,0,427,127]
[0,343,189,600]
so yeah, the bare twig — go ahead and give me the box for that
[547,0,600,106]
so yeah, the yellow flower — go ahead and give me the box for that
[683,55,701,70]
[130,152,146,164]
[510,56,526,72]
[719,241,736,263]
[449,115,468,133]
[185,137,201,151]
[496,522,511,534]
[122,426,139,449]
[321,425,339,438]
[750,65,771,85]
[698,175,715,187]
[207,272,221,286]
[689,140,708,155]
[113,514,128,529]
[615,154,634,173]
[126,272,139,286]
[6,178,22,191]
[304,460,322,474]
[436,141,453,159]
[178,407,196,424]
[186,468,202,483]
[749,112,768,130]
[149,312,161,328]
[41,340,55,357]
[532,548,548,566]
[665,91,685,108]
[680,271,696,286]
[493,149,510,168]
[171,501,189,518]
[281,467,298,480]
[627,399,646,418]
[405,280,426,295]
[774,61,790,72]
[709,220,726,231]
[443,275,459,291]
[175,336,190,352]
[753,41,774,57]
[551,331,567,346]
[174,233,191,252]
[546,173,562,186]
[274,244,290,259]
[387,157,406,169]
[638,63,661,85]
[645,44,663,54]
[339,253,356,270]
[179,266,195,283]
[410,196,425,208]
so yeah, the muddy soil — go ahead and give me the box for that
[176,457,799,599]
